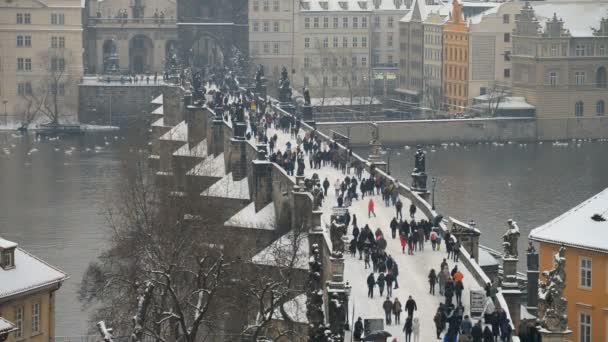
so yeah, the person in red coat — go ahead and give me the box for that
[400,234,407,254]
[368,199,376,218]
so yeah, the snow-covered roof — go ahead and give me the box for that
[173,139,208,158]
[311,97,382,107]
[152,106,164,115]
[300,0,409,12]
[202,173,250,200]
[530,187,608,253]
[0,248,69,299]
[472,96,536,110]
[478,248,499,267]
[0,238,17,250]
[224,202,276,229]
[151,118,165,127]
[531,1,608,37]
[273,293,308,324]
[187,153,225,177]
[0,317,17,335]
[466,2,502,25]
[151,94,163,105]
[252,231,309,269]
[160,121,188,142]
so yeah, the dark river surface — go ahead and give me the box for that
[1,131,608,338]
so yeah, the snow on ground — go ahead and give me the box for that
[264,124,483,341]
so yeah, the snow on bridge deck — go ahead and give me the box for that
[265,124,483,341]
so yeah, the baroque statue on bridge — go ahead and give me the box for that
[278,66,292,103]
[414,146,426,173]
[254,64,264,91]
[502,219,520,258]
[538,246,568,332]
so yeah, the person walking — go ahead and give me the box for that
[323,177,330,196]
[455,279,464,306]
[392,262,400,289]
[403,317,413,342]
[405,295,417,318]
[430,229,438,251]
[334,179,341,198]
[393,297,403,325]
[400,233,407,254]
[434,309,443,340]
[500,319,512,342]
[453,240,461,262]
[461,315,473,336]
[411,317,420,342]
[471,320,483,342]
[444,278,455,306]
[483,326,494,342]
[383,297,393,325]
[368,199,377,218]
[428,269,438,295]
[353,317,364,341]
[367,273,376,298]
[377,273,386,297]
[409,203,417,218]
[396,198,403,220]
[439,267,449,296]
[385,271,394,297]
[390,217,398,239]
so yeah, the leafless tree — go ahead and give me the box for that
[486,83,508,117]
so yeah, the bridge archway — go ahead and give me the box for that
[129,34,153,74]
[190,34,225,68]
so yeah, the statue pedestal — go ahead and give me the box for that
[411,172,428,193]
[330,257,345,283]
[539,329,572,342]
[279,102,296,115]
[233,122,247,138]
[302,104,314,126]
[503,257,519,283]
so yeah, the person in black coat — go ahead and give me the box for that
[483,326,494,342]
[409,203,417,218]
[390,217,398,239]
[353,317,364,341]
[367,273,376,298]
[405,295,417,317]
[472,320,483,342]
[322,177,330,196]
[353,225,360,242]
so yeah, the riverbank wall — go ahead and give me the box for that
[316,117,608,146]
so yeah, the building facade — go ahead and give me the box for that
[249,0,296,87]
[0,238,68,342]
[396,0,427,106]
[511,2,608,119]
[529,188,608,342]
[84,0,178,75]
[422,11,447,112]
[442,0,468,114]
[0,0,84,125]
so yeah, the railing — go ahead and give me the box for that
[88,17,176,26]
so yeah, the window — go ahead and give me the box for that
[253,0,259,11]
[273,0,279,11]
[313,17,319,28]
[51,13,65,25]
[51,83,65,96]
[342,76,347,86]
[322,57,328,67]
[332,76,338,86]
[273,42,279,54]
[576,45,585,56]
[343,37,348,48]
[504,68,511,78]
[18,83,32,95]
[597,101,605,116]
[362,57,367,67]
[388,55,393,64]
[304,57,310,68]
[332,37,338,48]
[362,17,367,28]
[1,250,14,268]
[17,13,31,24]
[575,101,584,117]
[503,33,510,43]
[342,57,347,66]
[263,0,270,11]
[322,76,328,86]
[503,14,510,24]
[273,22,279,32]
[333,17,339,28]
[362,37,367,48]
[580,257,592,288]
[374,16,380,28]
[549,72,558,86]
[575,72,586,85]
[332,57,338,67]
[600,45,606,56]
[579,313,591,342]
[304,76,309,86]
[323,17,329,28]
[387,33,393,47]
[51,57,65,71]
[17,13,23,24]
[353,17,358,28]
[17,58,32,71]
[352,56,357,67]
[305,18,310,29]
[343,17,348,28]
[15,306,23,338]
[323,37,328,48]
[263,42,269,53]
[352,37,358,48]
[263,21,269,32]
[32,302,41,334]
[253,22,259,32]
[504,51,511,61]
[251,42,259,55]
[304,38,310,49]
[388,17,394,28]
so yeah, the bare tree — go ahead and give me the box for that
[486,83,508,117]
[20,48,77,126]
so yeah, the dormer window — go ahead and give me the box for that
[319,1,329,10]
[358,1,368,9]
[301,1,311,10]
[338,1,348,10]
[1,249,15,270]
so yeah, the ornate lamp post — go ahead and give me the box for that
[344,281,352,331]
[431,177,437,210]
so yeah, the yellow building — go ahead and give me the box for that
[0,0,84,125]
[0,238,68,342]
[442,0,468,115]
[529,188,608,342]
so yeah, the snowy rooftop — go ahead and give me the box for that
[173,139,208,158]
[0,317,17,335]
[0,248,69,299]
[300,0,409,12]
[251,231,309,270]
[151,118,165,127]
[152,106,164,115]
[0,238,17,250]
[160,121,188,142]
[531,1,608,37]
[530,187,608,253]
[187,153,226,178]
[224,202,276,230]
[151,94,163,105]
[202,173,250,200]
[311,97,382,106]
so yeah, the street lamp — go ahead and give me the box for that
[386,147,392,175]
[431,177,437,210]
[344,281,352,331]
[2,100,8,126]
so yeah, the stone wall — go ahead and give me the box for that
[316,117,608,146]
[78,84,163,126]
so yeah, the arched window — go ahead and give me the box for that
[597,100,605,116]
[575,101,584,117]
[597,66,607,88]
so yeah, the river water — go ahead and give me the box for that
[1,131,607,338]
